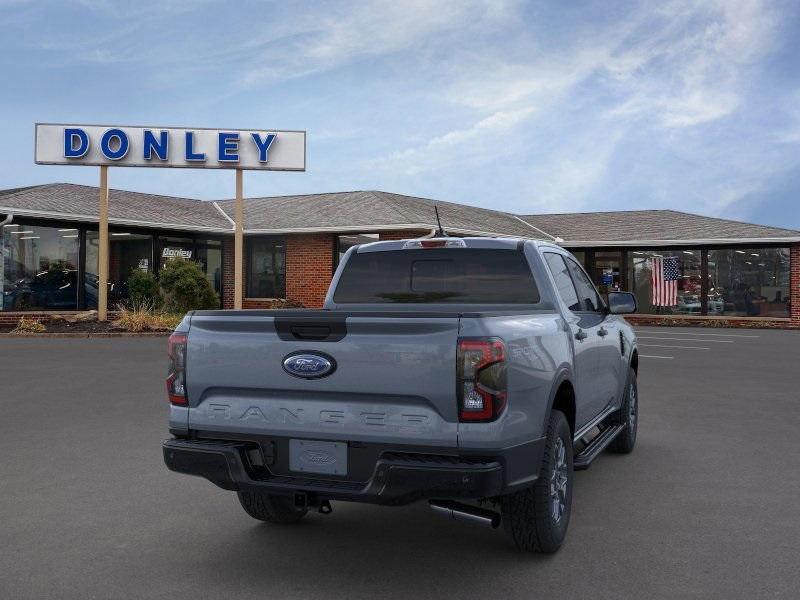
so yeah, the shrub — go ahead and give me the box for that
[11,317,46,334]
[113,301,184,332]
[127,269,162,308]
[158,259,219,313]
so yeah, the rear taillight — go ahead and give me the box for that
[457,338,507,422]
[167,332,187,406]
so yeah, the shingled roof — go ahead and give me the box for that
[0,183,230,232]
[519,210,800,245]
[215,190,544,238]
[1,183,798,243]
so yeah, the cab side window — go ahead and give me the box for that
[564,257,603,313]
[544,253,580,311]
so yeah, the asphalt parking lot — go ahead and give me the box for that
[1,327,799,600]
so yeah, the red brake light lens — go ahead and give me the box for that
[457,338,507,422]
[403,238,467,249]
[167,332,187,406]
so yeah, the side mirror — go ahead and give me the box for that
[607,291,637,314]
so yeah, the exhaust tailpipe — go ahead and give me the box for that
[429,500,501,529]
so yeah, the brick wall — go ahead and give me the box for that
[221,237,235,309]
[791,243,800,325]
[285,233,335,308]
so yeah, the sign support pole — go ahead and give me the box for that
[234,168,244,310]
[98,166,109,321]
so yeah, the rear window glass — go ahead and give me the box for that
[333,248,540,304]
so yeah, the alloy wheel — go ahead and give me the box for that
[550,437,569,523]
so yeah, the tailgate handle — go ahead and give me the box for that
[290,325,332,340]
[274,318,348,342]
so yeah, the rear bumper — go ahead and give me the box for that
[163,437,544,505]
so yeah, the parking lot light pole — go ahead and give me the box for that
[234,168,244,310]
[98,165,109,321]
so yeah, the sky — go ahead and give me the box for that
[1,0,799,229]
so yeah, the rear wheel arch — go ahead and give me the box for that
[630,349,639,374]
[548,376,576,437]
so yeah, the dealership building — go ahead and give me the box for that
[1,182,798,327]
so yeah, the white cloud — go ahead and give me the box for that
[238,0,522,88]
[376,106,535,175]
[1,0,798,226]
[367,0,793,215]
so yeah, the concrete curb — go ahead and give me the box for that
[0,332,171,338]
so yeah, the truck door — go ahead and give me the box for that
[543,253,616,428]
[562,256,620,422]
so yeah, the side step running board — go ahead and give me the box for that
[573,424,625,470]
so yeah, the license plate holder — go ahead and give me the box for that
[289,439,348,476]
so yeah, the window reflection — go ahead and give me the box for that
[707,248,790,318]
[594,250,623,296]
[247,237,285,298]
[2,224,80,310]
[628,249,702,315]
[337,233,379,266]
[85,231,153,308]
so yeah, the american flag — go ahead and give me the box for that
[650,256,679,306]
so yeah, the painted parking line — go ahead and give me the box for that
[639,355,674,359]
[639,343,710,350]
[637,336,733,343]
[635,330,759,339]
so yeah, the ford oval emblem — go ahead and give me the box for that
[282,351,336,379]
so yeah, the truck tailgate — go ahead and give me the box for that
[185,312,460,446]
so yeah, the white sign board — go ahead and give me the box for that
[34,123,306,171]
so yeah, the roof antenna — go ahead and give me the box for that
[434,204,448,237]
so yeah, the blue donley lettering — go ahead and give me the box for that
[62,128,279,165]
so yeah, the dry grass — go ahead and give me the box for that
[113,302,183,332]
[11,317,46,334]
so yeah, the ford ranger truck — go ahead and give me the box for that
[163,237,639,553]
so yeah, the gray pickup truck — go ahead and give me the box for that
[164,237,639,553]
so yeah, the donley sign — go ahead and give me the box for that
[35,124,305,171]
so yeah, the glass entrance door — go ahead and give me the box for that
[159,237,195,271]
[196,242,223,304]
[85,230,154,308]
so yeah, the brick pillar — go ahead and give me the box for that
[379,229,431,241]
[222,237,235,309]
[286,233,335,308]
[791,244,800,325]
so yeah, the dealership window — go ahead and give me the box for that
[570,250,587,270]
[1,223,80,311]
[628,249,702,315]
[707,248,790,318]
[196,240,223,298]
[336,234,379,268]
[159,236,194,271]
[593,250,624,297]
[158,236,223,307]
[85,230,154,308]
[246,236,285,298]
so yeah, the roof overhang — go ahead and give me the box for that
[0,206,231,234]
[560,237,800,247]
[238,223,527,237]
[0,209,533,239]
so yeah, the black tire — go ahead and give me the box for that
[501,410,573,553]
[237,490,308,524]
[609,367,638,454]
